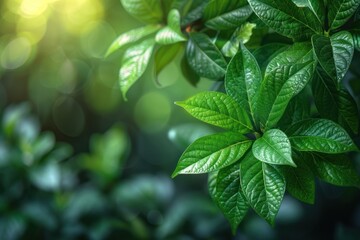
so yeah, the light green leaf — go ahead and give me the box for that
[252,129,295,166]
[186,32,227,79]
[154,43,183,78]
[215,163,249,233]
[225,43,261,123]
[240,152,286,225]
[309,153,360,187]
[120,0,163,23]
[328,0,360,30]
[286,119,358,153]
[105,25,160,57]
[205,5,253,30]
[279,151,315,204]
[255,43,316,129]
[221,23,256,58]
[312,69,359,134]
[312,31,354,85]
[155,9,187,45]
[172,132,253,177]
[119,39,155,100]
[291,0,325,25]
[248,0,322,40]
[176,91,254,133]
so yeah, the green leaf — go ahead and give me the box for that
[221,23,257,58]
[203,0,247,20]
[155,9,187,45]
[312,69,359,134]
[328,0,360,30]
[309,153,360,187]
[186,33,227,79]
[105,25,160,57]
[225,43,261,123]
[311,31,354,85]
[353,31,360,51]
[208,171,218,200]
[154,43,183,78]
[255,43,316,129]
[205,5,253,30]
[279,151,315,204]
[252,43,289,73]
[240,152,286,225]
[176,91,253,133]
[252,129,295,166]
[286,119,358,153]
[215,163,249,233]
[120,0,163,23]
[291,0,325,25]
[180,55,200,86]
[247,0,322,40]
[172,132,253,177]
[119,39,155,100]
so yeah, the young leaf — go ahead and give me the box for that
[287,119,358,153]
[255,43,316,129]
[247,0,322,40]
[279,151,315,204]
[328,0,360,30]
[186,33,227,80]
[311,31,354,85]
[172,132,253,177]
[312,69,359,134]
[225,43,261,123]
[309,153,360,187]
[155,9,187,45]
[240,152,286,225]
[176,91,253,133]
[252,129,295,166]
[105,25,160,57]
[215,163,249,233]
[120,0,163,23]
[205,5,253,30]
[119,39,155,100]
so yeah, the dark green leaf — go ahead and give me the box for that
[225,43,261,123]
[120,0,163,23]
[252,129,295,166]
[353,31,360,51]
[172,132,252,177]
[203,0,247,20]
[292,0,325,25]
[287,119,358,153]
[311,31,354,85]
[328,0,360,30]
[155,9,186,45]
[247,0,322,40]
[180,55,200,86]
[252,43,289,73]
[309,153,360,187]
[312,69,359,134]
[186,32,227,79]
[240,152,286,225]
[255,43,316,129]
[176,91,253,133]
[215,163,249,233]
[119,39,155,100]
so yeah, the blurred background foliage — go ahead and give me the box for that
[0,0,360,239]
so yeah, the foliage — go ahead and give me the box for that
[109,0,360,232]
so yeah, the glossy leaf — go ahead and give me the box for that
[309,153,360,187]
[328,0,360,30]
[105,25,160,57]
[120,0,163,23]
[205,5,253,30]
[186,33,227,79]
[155,9,186,45]
[172,132,253,177]
[247,0,322,40]
[215,163,249,233]
[252,43,289,73]
[287,119,358,153]
[291,0,325,25]
[203,0,247,20]
[255,43,316,129]
[312,31,354,85]
[312,69,359,134]
[176,91,253,133]
[252,129,295,166]
[154,43,183,78]
[240,152,286,225]
[354,31,360,51]
[225,43,261,122]
[119,39,155,100]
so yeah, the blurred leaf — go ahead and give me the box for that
[2,103,32,138]
[0,215,26,240]
[154,43,183,79]
[155,9,186,45]
[22,202,57,230]
[180,54,200,86]
[120,0,163,23]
